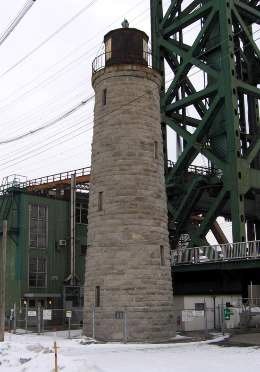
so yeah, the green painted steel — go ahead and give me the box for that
[0,191,87,310]
[151,0,260,248]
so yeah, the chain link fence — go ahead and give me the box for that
[5,298,260,340]
[5,305,83,338]
[175,298,260,334]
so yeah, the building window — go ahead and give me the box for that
[160,245,165,266]
[28,299,36,308]
[95,286,101,307]
[195,303,205,311]
[29,204,48,249]
[102,89,107,106]
[28,256,47,288]
[98,192,103,211]
[154,141,159,159]
[76,203,88,224]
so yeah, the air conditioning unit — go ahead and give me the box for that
[59,240,67,246]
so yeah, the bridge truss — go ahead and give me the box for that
[151,0,260,248]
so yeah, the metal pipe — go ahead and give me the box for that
[0,220,7,341]
[70,174,76,285]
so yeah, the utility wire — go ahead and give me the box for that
[1,9,259,170]
[0,0,145,83]
[2,84,90,136]
[2,15,258,118]
[2,85,91,137]
[0,0,99,78]
[0,117,93,169]
[0,96,94,145]
[0,49,93,114]
[0,90,149,170]
[0,4,150,136]
[0,110,93,164]
[2,28,260,170]
[0,2,148,110]
[2,26,259,139]
[0,0,36,47]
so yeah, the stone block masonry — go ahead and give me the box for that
[83,64,175,342]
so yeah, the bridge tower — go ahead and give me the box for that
[84,24,175,341]
[151,0,260,248]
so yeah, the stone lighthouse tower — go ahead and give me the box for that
[83,23,175,342]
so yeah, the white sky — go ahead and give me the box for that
[0,0,203,183]
[2,1,258,242]
[0,0,155,181]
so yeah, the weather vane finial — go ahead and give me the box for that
[121,19,129,28]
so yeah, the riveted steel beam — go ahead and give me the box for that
[151,0,260,248]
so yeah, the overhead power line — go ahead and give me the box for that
[0,0,99,78]
[0,0,36,47]
[0,93,150,170]
[0,116,94,170]
[0,95,94,145]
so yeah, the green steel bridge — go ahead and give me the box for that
[151,0,260,249]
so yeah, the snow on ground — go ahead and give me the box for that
[0,331,259,372]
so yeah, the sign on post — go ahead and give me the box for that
[224,308,231,320]
[43,309,52,320]
[66,310,72,318]
[28,310,37,317]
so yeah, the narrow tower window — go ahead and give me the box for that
[154,141,159,159]
[143,38,148,61]
[160,245,165,266]
[102,89,107,106]
[98,192,103,211]
[95,286,101,307]
[105,38,112,61]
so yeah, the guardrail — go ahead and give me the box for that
[92,52,153,73]
[0,166,91,195]
[167,160,222,177]
[171,240,260,265]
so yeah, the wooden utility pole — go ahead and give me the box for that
[0,220,7,342]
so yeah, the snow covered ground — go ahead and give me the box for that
[0,331,259,372]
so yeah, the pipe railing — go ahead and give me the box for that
[0,167,91,195]
[92,52,153,74]
[167,160,222,177]
[171,240,260,266]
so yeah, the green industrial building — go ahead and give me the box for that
[0,168,89,312]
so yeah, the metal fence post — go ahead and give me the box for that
[37,304,41,334]
[204,301,208,338]
[42,312,45,334]
[13,303,16,334]
[0,221,7,342]
[123,310,128,344]
[68,317,71,339]
[25,303,28,334]
[221,300,225,336]
[92,305,95,340]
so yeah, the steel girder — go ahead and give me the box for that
[151,0,260,247]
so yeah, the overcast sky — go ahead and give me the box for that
[0,0,238,242]
[0,0,159,182]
